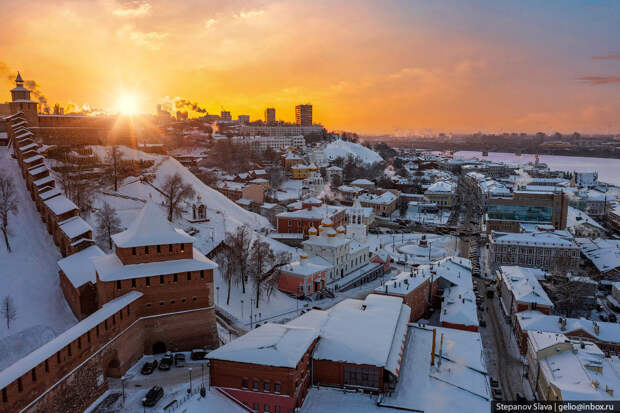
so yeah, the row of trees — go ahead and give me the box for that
[0,172,18,252]
[214,225,291,309]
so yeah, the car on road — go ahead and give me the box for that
[142,385,164,407]
[174,353,186,367]
[140,360,158,375]
[158,353,173,370]
[191,349,208,360]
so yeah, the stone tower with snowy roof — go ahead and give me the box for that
[346,198,368,242]
[9,72,39,126]
[91,200,219,352]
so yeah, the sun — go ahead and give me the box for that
[115,92,140,116]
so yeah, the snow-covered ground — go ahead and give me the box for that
[275,179,303,201]
[367,233,458,266]
[0,147,77,369]
[404,208,450,225]
[323,139,383,164]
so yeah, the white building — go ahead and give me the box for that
[231,135,306,151]
[239,124,323,137]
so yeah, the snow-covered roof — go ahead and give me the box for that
[566,206,604,231]
[277,205,343,220]
[280,256,333,278]
[337,185,365,193]
[207,323,319,368]
[57,245,105,288]
[20,143,38,152]
[27,165,48,176]
[376,270,430,296]
[323,139,383,164]
[23,154,44,164]
[530,331,620,401]
[359,191,398,205]
[59,216,92,239]
[380,325,490,412]
[289,294,410,372]
[350,178,374,186]
[498,266,553,307]
[491,230,577,249]
[0,291,143,390]
[425,180,456,194]
[93,247,216,281]
[111,201,194,248]
[575,238,620,274]
[440,285,479,328]
[517,310,620,345]
[44,195,78,215]
[33,175,54,187]
[39,187,62,201]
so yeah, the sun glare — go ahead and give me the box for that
[116,92,140,116]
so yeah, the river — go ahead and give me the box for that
[451,151,620,187]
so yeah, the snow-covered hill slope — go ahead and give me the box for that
[0,148,77,368]
[323,139,383,164]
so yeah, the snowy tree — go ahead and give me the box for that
[161,172,195,221]
[214,246,236,306]
[105,145,123,192]
[1,295,17,329]
[249,241,292,308]
[55,164,96,214]
[95,202,122,250]
[0,173,18,253]
[226,225,251,294]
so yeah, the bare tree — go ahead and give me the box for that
[105,145,123,191]
[226,225,252,294]
[249,241,292,308]
[1,295,17,329]
[161,172,195,221]
[95,202,122,250]
[55,164,96,214]
[268,167,285,189]
[214,247,236,306]
[0,173,18,252]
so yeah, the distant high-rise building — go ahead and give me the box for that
[221,111,232,121]
[238,115,250,124]
[295,104,312,126]
[264,107,276,124]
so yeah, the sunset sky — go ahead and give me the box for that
[1,0,619,134]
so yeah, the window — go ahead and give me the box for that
[17,378,23,392]
[242,378,248,389]
[200,270,204,279]
[160,301,164,306]
[96,325,100,337]
[31,368,37,382]
[180,243,185,252]
[120,309,123,320]
[169,244,173,252]
[146,303,151,308]
[173,274,178,282]
[146,277,151,287]
[275,406,280,413]
[77,337,82,349]
[131,279,136,288]
[127,306,131,316]
[116,280,122,290]
[264,380,271,392]
[45,360,49,373]
[187,272,191,281]
[157,245,161,253]
[57,352,61,364]
[67,343,72,357]
[253,403,259,412]
[253,379,259,391]
[132,247,136,255]
[192,297,197,302]
[264,404,271,413]
[274,381,280,393]
[160,275,164,284]
[112,314,116,325]
[170,300,175,304]
[145,246,149,254]
[2,388,8,403]
[87,331,91,344]
[343,366,379,388]
[104,320,108,330]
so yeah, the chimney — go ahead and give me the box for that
[431,329,437,366]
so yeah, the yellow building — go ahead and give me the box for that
[291,164,310,180]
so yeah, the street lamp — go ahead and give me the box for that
[121,376,126,406]
[188,367,193,394]
[241,299,244,319]
[216,286,219,305]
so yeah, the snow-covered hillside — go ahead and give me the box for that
[323,139,383,164]
[0,148,77,368]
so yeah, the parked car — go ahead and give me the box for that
[158,353,173,370]
[609,313,617,323]
[174,353,186,367]
[140,360,158,375]
[190,349,207,361]
[142,385,164,407]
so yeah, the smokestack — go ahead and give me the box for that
[431,328,437,366]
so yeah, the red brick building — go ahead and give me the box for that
[276,205,345,239]
[208,294,411,412]
[277,254,330,297]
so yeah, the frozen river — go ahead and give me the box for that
[452,151,620,187]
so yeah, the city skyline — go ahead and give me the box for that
[1,0,619,134]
